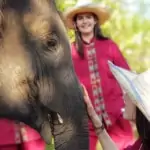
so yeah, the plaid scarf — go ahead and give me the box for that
[86,42,112,127]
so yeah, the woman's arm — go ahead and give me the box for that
[84,95,118,150]
[109,40,131,70]
[82,85,118,150]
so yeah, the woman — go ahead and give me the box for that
[82,63,150,150]
[0,119,45,150]
[64,1,134,150]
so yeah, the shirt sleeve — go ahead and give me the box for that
[107,40,131,125]
[109,40,131,71]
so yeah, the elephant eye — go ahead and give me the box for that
[47,39,57,48]
[46,33,59,51]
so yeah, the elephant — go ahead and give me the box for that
[0,0,89,150]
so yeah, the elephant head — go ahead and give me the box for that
[0,0,89,149]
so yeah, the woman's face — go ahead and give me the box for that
[123,94,136,121]
[75,13,96,35]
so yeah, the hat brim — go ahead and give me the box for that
[63,4,110,29]
[108,61,150,122]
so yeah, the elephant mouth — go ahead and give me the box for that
[40,112,63,144]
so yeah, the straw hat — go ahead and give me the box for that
[63,1,110,29]
[108,61,150,122]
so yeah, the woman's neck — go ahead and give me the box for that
[81,33,94,44]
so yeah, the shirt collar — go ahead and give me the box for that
[82,36,96,45]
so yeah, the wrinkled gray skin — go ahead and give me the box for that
[0,0,89,149]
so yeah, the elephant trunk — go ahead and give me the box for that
[48,69,89,149]
[52,82,89,150]
[53,111,89,150]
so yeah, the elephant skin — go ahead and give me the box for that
[0,0,89,150]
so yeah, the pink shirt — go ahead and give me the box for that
[0,119,42,145]
[124,139,142,150]
[71,39,134,149]
[71,39,130,126]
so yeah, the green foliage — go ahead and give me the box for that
[97,0,150,73]
[56,0,77,11]
[46,138,54,150]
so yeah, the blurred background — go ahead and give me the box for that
[57,0,150,73]
[47,0,150,149]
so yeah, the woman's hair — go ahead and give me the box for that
[73,13,109,59]
[136,107,150,149]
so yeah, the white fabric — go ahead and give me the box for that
[108,60,150,122]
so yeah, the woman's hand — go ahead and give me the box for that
[81,84,104,134]
[81,84,118,150]
[122,92,136,121]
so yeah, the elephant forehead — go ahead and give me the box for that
[22,0,59,41]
